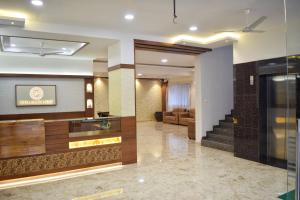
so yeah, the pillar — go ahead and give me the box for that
[108,38,137,164]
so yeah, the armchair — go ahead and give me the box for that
[163,108,186,125]
[179,109,195,126]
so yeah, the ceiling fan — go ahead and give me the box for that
[217,9,267,33]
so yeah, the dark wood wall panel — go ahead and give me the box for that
[121,116,137,164]
[134,39,211,55]
[84,78,95,117]
[161,81,168,112]
[233,61,260,162]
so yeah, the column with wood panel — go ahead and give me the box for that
[108,39,137,164]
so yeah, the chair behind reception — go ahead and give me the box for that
[97,112,109,118]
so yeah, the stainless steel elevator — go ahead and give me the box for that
[260,75,297,169]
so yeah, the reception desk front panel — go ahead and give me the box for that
[0,119,46,159]
[0,117,136,180]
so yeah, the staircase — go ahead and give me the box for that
[201,112,234,152]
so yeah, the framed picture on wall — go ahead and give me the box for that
[15,85,57,107]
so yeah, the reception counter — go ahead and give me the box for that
[0,116,136,181]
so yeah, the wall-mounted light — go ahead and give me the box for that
[86,83,93,93]
[87,99,93,109]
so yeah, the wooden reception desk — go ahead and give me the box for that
[0,117,136,181]
[0,119,46,159]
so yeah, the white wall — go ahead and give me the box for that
[0,77,85,114]
[195,45,233,142]
[233,26,286,64]
[0,55,93,75]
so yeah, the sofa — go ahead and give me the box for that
[179,109,195,126]
[163,108,186,124]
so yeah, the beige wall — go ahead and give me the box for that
[94,78,109,117]
[136,79,162,122]
[108,68,135,117]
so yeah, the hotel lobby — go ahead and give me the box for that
[0,0,299,199]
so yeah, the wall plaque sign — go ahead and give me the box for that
[15,85,57,106]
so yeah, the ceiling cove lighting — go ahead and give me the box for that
[124,14,134,21]
[189,26,198,31]
[31,0,44,6]
[0,10,28,19]
[170,32,240,45]
[161,59,168,63]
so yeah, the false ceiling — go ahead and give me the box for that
[0,0,285,37]
[0,30,117,59]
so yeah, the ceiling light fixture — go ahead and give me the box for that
[137,73,143,76]
[161,59,168,63]
[189,26,198,31]
[10,44,16,47]
[31,0,43,6]
[124,14,134,21]
[173,0,178,24]
[62,47,67,50]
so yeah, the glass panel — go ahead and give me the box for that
[286,0,300,199]
[69,117,121,138]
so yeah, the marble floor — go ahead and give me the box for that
[0,122,287,200]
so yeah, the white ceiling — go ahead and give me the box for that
[0,0,286,78]
[0,0,285,37]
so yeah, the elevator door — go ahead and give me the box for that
[260,75,296,168]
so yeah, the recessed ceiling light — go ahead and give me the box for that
[124,14,135,21]
[62,47,67,50]
[10,21,15,25]
[137,73,143,76]
[189,26,198,31]
[161,59,168,63]
[10,44,16,47]
[31,0,43,6]
[138,178,145,183]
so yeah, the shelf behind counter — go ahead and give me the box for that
[0,116,136,180]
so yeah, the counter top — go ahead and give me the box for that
[45,116,121,123]
[0,118,44,124]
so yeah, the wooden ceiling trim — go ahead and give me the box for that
[134,39,211,55]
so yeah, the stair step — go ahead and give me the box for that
[201,139,233,152]
[225,115,233,122]
[219,120,233,128]
[207,133,233,145]
[213,127,233,136]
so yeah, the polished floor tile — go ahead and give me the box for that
[0,122,287,200]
